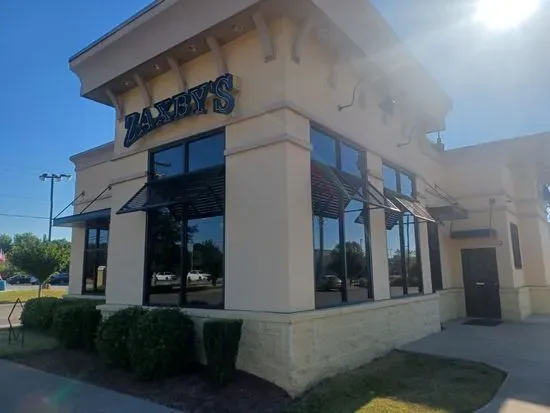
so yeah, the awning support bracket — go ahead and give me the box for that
[54,191,85,220]
[81,185,112,214]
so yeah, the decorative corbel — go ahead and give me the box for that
[166,55,187,93]
[292,15,314,64]
[206,36,228,75]
[133,73,152,107]
[106,88,124,121]
[252,12,276,62]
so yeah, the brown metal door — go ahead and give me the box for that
[461,248,502,319]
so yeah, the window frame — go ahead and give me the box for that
[82,225,109,296]
[382,163,423,297]
[143,128,226,309]
[510,222,523,269]
[310,124,374,308]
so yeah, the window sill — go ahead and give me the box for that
[72,294,106,301]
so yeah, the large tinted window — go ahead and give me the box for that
[83,226,108,295]
[311,127,372,308]
[311,128,337,167]
[188,133,225,172]
[383,163,422,297]
[151,145,185,179]
[341,144,363,177]
[146,131,225,308]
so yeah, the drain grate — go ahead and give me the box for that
[463,319,502,327]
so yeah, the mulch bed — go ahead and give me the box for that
[11,349,291,413]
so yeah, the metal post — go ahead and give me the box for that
[39,173,71,241]
[48,177,54,242]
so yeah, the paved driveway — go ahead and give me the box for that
[0,359,181,413]
[402,317,550,412]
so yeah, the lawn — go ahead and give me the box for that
[287,352,506,413]
[0,329,59,358]
[0,288,67,304]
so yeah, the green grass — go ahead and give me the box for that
[0,329,58,358]
[287,352,506,413]
[0,289,67,304]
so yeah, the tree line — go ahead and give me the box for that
[0,233,71,284]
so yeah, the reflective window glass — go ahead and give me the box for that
[341,144,363,177]
[344,199,369,303]
[188,133,225,172]
[186,216,224,308]
[152,145,184,179]
[311,129,337,167]
[387,224,404,297]
[313,216,343,307]
[86,229,97,249]
[83,226,109,295]
[147,208,182,307]
[400,173,414,197]
[99,229,109,249]
[403,214,421,294]
[383,165,398,191]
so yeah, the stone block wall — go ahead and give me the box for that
[438,289,466,322]
[99,295,441,397]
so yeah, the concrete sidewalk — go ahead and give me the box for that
[401,317,550,413]
[0,358,181,413]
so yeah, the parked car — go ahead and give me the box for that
[317,275,343,291]
[154,272,177,281]
[7,275,40,285]
[186,269,210,283]
[48,273,69,285]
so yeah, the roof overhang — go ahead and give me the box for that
[53,208,111,228]
[69,0,451,129]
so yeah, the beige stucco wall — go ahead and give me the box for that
[72,146,113,214]
[68,227,85,295]
[224,110,315,312]
[99,293,440,396]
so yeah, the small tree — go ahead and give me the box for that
[8,233,61,296]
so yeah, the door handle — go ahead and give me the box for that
[476,282,485,286]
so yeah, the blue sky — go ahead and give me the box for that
[0,0,549,239]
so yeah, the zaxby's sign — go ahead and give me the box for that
[123,73,238,148]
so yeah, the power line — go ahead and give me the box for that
[0,212,49,220]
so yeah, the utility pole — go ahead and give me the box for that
[39,173,71,241]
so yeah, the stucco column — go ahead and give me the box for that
[224,110,315,312]
[366,153,390,300]
[105,177,147,306]
[68,227,85,296]
[416,183,433,294]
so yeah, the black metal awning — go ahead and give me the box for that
[117,165,225,220]
[311,160,400,220]
[53,208,111,228]
[386,192,436,223]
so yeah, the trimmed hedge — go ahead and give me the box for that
[21,297,63,330]
[52,303,101,351]
[203,319,243,387]
[96,307,145,369]
[128,309,195,379]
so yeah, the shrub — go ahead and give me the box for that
[21,297,63,330]
[52,303,101,351]
[128,309,195,379]
[203,319,243,387]
[96,307,145,369]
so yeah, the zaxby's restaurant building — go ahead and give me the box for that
[56,0,550,395]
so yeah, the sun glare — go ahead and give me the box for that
[475,0,540,30]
